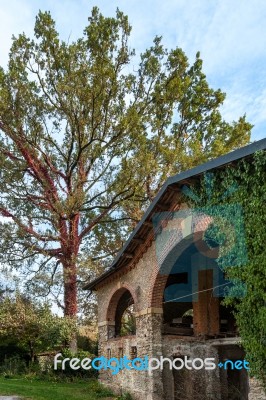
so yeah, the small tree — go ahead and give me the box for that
[0,295,77,361]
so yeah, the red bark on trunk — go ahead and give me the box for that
[63,262,78,317]
[62,214,80,318]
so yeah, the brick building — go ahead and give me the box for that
[84,139,266,400]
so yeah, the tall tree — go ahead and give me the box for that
[0,7,251,318]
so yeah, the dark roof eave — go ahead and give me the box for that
[83,138,266,291]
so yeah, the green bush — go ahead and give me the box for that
[0,348,98,382]
[52,349,98,380]
[117,393,133,400]
[77,334,98,355]
[0,355,28,377]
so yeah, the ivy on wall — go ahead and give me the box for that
[188,150,266,385]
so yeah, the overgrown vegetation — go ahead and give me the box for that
[0,294,77,361]
[0,294,98,383]
[189,150,266,386]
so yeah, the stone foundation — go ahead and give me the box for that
[249,378,266,400]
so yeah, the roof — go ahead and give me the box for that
[84,138,266,291]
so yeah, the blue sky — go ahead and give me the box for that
[0,0,265,140]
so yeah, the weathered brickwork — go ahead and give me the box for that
[97,240,160,324]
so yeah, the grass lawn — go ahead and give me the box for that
[0,377,116,400]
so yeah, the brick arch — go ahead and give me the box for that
[148,237,195,308]
[149,272,168,308]
[106,283,138,323]
[148,213,213,308]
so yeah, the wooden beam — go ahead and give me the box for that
[180,178,198,186]
[168,185,181,192]
[143,221,153,227]
[156,203,172,211]
[123,253,134,259]
[132,237,145,244]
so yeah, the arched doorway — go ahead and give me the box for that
[106,287,136,338]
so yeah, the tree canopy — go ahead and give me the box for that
[0,294,76,361]
[0,7,252,317]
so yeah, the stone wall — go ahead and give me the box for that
[162,336,221,400]
[249,378,266,400]
[98,312,165,400]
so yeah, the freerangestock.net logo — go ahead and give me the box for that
[54,354,250,375]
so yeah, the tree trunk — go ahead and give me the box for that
[28,341,35,363]
[64,264,77,317]
[63,260,78,352]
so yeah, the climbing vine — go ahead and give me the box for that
[188,150,266,385]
